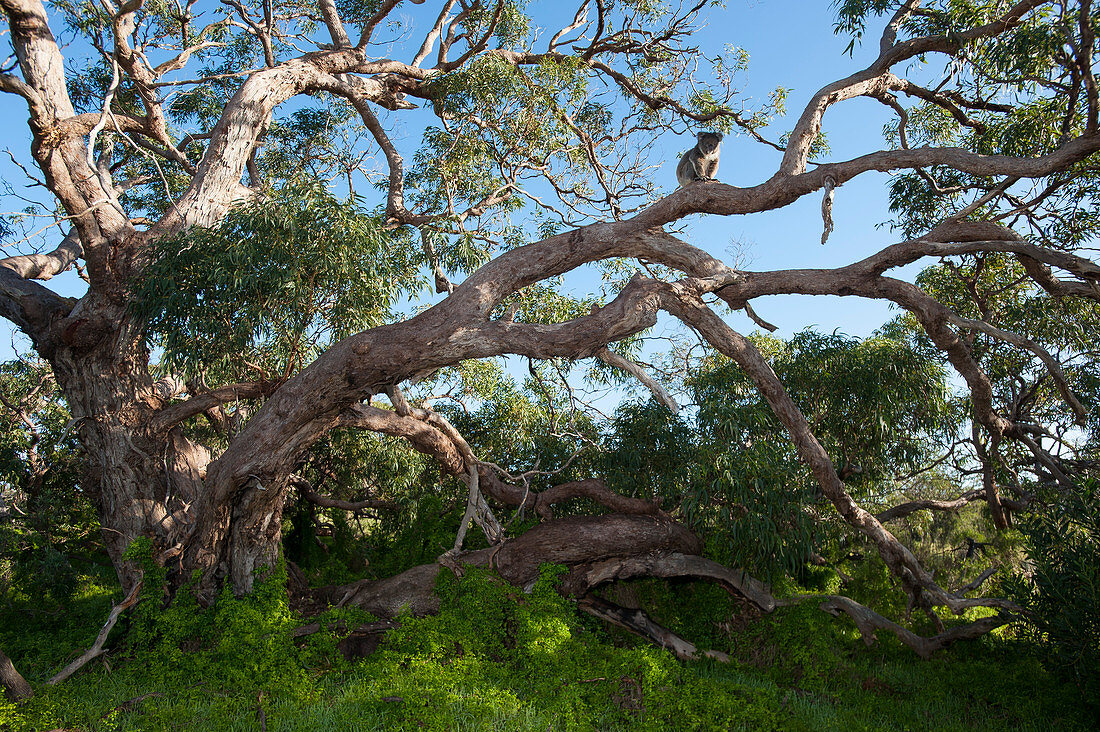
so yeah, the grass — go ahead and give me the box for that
[0,565,1092,731]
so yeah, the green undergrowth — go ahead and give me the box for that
[1,561,1092,731]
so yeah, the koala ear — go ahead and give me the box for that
[697,132,706,141]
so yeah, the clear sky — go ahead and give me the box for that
[0,1,931,364]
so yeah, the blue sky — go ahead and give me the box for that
[0,1,931,363]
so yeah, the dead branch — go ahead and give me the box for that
[875,489,986,523]
[596,346,679,413]
[578,595,730,663]
[955,566,1001,595]
[817,594,1015,660]
[47,580,143,685]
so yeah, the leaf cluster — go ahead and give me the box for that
[133,182,423,382]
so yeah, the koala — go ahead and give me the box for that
[676,131,723,186]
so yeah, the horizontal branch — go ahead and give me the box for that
[0,228,83,281]
[480,473,663,520]
[0,264,73,343]
[875,490,986,523]
[291,475,397,512]
[560,551,775,612]
[148,381,274,434]
[818,594,1015,660]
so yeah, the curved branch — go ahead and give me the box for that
[662,291,1020,617]
[596,346,679,413]
[953,316,1086,424]
[480,473,663,520]
[818,594,1015,660]
[290,475,396,512]
[156,53,428,233]
[781,0,1046,175]
[337,402,465,475]
[561,552,775,612]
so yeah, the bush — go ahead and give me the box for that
[1009,479,1100,706]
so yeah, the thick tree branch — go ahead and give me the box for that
[0,265,73,344]
[561,552,775,612]
[0,647,32,701]
[0,228,82,281]
[148,381,274,434]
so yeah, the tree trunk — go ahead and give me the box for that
[44,293,282,599]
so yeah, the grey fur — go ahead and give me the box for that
[676,132,723,186]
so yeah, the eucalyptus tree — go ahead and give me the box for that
[1,0,1099,665]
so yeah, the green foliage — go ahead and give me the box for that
[1008,479,1100,706]
[133,182,423,381]
[0,563,116,684]
[287,425,442,584]
[598,400,697,506]
[3,564,1092,731]
[444,376,600,489]
[0,359,94,612]
[258,100,365,188]
[324,566,788,730]
[686,330,951,579]
[722,597,1088,731]
[832,0,898,53]
[123,552,326,696]
[883,254,1100,482]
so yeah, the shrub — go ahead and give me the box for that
[1009,479,1100,706]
